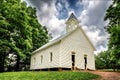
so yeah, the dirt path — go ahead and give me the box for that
[88,71,120,80]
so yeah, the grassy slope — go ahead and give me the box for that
[0,71,100,80]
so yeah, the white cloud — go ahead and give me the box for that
[78,0,112,53]
[94,46,107,55]
[82,25,108,49]
[34,0,66,38]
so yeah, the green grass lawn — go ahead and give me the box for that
[0,71,100,80]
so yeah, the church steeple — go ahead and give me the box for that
[66,13,79,33]
[68,13,78,21]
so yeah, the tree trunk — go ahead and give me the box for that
[15,54,20,71]
[113,68,115,72]
[0,59,4,72]
[0,53,5,72]
[113,64,115,72]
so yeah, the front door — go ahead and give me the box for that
[72,54,75,70]
[84,55,87,70]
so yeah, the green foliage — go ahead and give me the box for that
[0,0,49,71]
[104,0,120,31]
[95,51,111,69]
[0,71,100,80]
[104,0,120,70]
[109,26,120,47]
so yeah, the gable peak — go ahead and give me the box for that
[68,13,78,21]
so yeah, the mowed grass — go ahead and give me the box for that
[0,71,100,80]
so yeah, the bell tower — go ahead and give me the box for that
[66,13,79,33]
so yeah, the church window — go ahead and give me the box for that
[41,55,43,63]
[33,57,36,65]
[50,52,53,62]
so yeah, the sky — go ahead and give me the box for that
[24,0,112,54]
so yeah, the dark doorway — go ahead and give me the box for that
[84,55,87,70]
[72,53,75,70]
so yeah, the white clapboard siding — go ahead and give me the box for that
[59,27,95,70]
[30,42,60,69]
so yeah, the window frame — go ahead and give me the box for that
[50,52,53,62]
[41,55,43,64]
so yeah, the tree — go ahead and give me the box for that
[0,0,48,72]
[95,51,111,69]
[104,0,120,70]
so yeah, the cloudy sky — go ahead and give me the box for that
[24,0,112,54]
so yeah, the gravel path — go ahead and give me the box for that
[88,70,120,80]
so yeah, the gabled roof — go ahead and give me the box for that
[32,27,96,55]
[32,28,76,55]
[78,27,96,51]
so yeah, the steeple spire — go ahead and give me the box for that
[66,13,79,33]
[67,13,77,21]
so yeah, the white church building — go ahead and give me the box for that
[30,13,96,71]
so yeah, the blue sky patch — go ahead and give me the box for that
[55,0,83,20]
